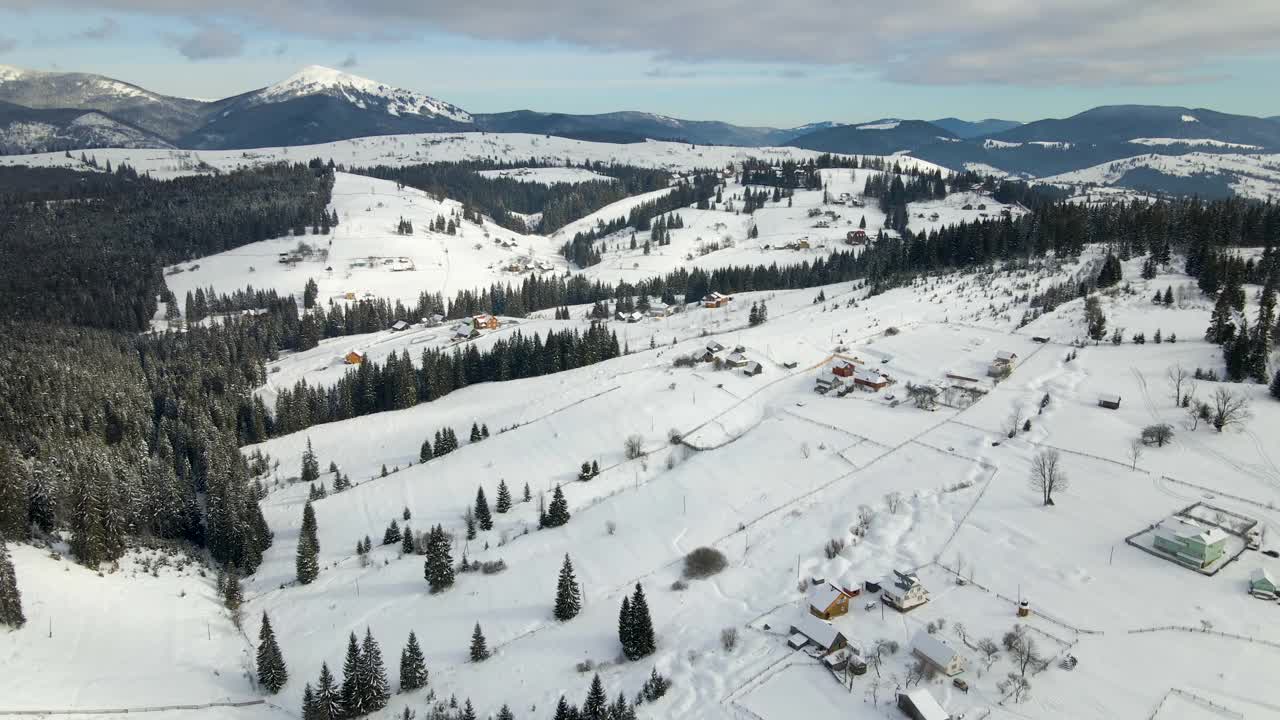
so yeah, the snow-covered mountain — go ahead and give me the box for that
[0,101,173,154]
[246,66,472,123]
[0,64,216,141]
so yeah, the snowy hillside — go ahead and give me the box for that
[1042,152,1280,200]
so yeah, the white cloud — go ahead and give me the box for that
[164,23,244,60]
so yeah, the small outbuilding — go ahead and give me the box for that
[808,582,851,620]
[853,368,891,391]
[344,350,365,365]
[1098,394,1122,410]
[787,612,848,655]
[725,352,749,368]
[742,361,764,377]
[1251,568,1277,598]
[390,320,410,332]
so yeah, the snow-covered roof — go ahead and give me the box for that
[726,352,747,363]
[882,570,922,600]
[854,369,886,384]
[706,341,724,353]
[1252,568,1276,586]
[807,582,846,611]
[1099,393,1122,404]
[743,361,763,374]
[995,350,1018,361]
[902,688,949,720]
[789,612,843,648]
[911,630,961,669]
[1155,517,1228,547]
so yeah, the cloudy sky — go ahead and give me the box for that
[1,1,1278,126]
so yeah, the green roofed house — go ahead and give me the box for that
[1250,568,1277,599]
[1152,517,1228,569]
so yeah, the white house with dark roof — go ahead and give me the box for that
[881,569,929,611]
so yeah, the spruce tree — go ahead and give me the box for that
[460,700,476,720]
[0,538,25,628]
[297,502,320,585]
[256,612,289,694]
[496,704,515,720]
[590,460,599,477]
[610,692,634,720]
[545,485,570,527]
[553,697,574,720]
[628,583,655,659]
[469,622,489,662]
[1206,290,1237,345]
[495,480,512,514]
[523,482,532,502]
[481,424,490,439]
[464,508,477,540]
[0,446,28,539]
[617,596,633,659]
[424,525,454,593]
[302,438,320,484]
[314,663,341,720]
[223,564,244,617]
[302,683,317,720]
[340,632,363,718]
[582,674,608,720]
[1271,369,1280,400]
[399,630,428,692]
[383,520,401,546]
[554,554,581,621]
[401,524,415,554]
[360,628,390,712]
[470,423,482,443]
[474,487,492,531]
[419,438,432,464]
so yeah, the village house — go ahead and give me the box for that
[741,361,764,377]
[1153,517,1228,568]
[1098,394,1122,410]
[703,292,732,309]
[453,323,476,341]
[389,320,410,332]
[646,301,675,317]
[846,229,868,245]
[344,350,365,365]
[881,570,929,612]
[832,361,858,378]
[808,582,851,620]
[853,368,891,391]
[988,350,1018,377]
[1250,568,1277,599]
[911,630,967,677]
[897,688,951,720]
[725,351,749,368]
[423,313,445,327]
[471,314,499,331]
[815,373,846,394]
[787,612,848,655]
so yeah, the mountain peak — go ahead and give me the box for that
[0,64,29,82]
[254,66,472,123]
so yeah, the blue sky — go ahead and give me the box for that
[1,4,1278,127]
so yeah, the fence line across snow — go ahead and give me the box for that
[0,700,266,716]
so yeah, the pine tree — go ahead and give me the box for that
[340,633,363,718]
[582,674,608,720]
[474,487,492,531]
[297,502,320,585]
[314,663,341,720]
[1206,290,1237,345]
[1164,286,1174,306]
[302,683,317,720]
[424,525,454,593]
[590,460,599,477]
[469,622,489,662]
[302,438,320,484]
[1250,275,1277,383]
[1271,369,1280,400]
[0,538,26,628]
[609,692,634,720]
[464,508,477,540]
[383,520,401,545]
[628,584,655,659]
[460,700,476,720]
[359,628,390,712]
[256,612,289,694]
[545,485,570,527]
[553,696,576,720]
[399,630,428,692]
[401,524,415,554]
[0,446,28,540]
[554,554,582,621]
[617,596,633,659]
[470,423,482,443]
[495,480,512,514]
[523,482,532,502]
[481,424,490,439]
[419,438,432,464]
[223,564,244,617]
[495,705,515,720]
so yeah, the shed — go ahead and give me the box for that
[853,368,890,391]
[1098,394,1122,410]
[390,320,410,332]
[911,630,967,677]
[725,352,749,368]
[705,341,725,354]
[898,689,950,720]
[1251,568,1278,598]
[343,350,365,365]
[742,361,764,377]
[787,613,848,655]
[808,582,851,620]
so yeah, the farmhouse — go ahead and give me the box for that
[911,630,967,677]
[390,320,410,332]
[622,311,644,323]
[703,292,732,308]
[1153,517,1228,568]
[646,301,675,317]
[742,361,764,377]
[988,350,1018,377]
[787,612,848,655]
[343,350,365,365]
[815,373,846,394]
[453,323,476,340]
[1098,394,1122,410]
[898,689,950,720]
[832,361,857,378]
[1251,568,1277,599]
[725,352,749,368]
[881,570,929,612]
[472,314,499,330]
[853,368,890,391]
[808,582,851,620]
[705,341,725,354]
[846,229,868,245]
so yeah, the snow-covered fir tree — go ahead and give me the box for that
[474,487,492,531]
[359,628,390,712]
[424,525,454,593]
[296,501,320,584]
[301,438,320,484]
[554,554,581,621]
[0,538,25,628]
[495,480,512,514]
[314,663,341,720]
[469,622,489,662]
[256,612,289,694]
[398,630,428,692]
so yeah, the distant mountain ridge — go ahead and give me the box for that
[930,117,1022,139]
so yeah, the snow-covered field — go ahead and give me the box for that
[1042,152,1280,200]
[477,167,615,184]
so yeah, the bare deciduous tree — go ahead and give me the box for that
[884,491,904,514]
[1127,438,1144,470]
[999,672,1032,702]
[905,658,928,688]
[1004,407,1024,438]
[1210,388,1251,432]
[977,638,1000,668]
[1028,449,1068,505]
[624,434,644,459]
[1166,363,1189,407]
